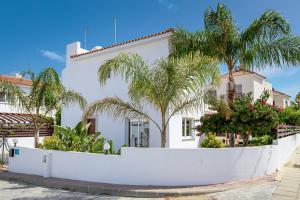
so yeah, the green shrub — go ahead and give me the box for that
[250,135,273,146]
[42,135,65,150]
[200,133,224,148]
[281,107,300,126]
[41,122,106,153]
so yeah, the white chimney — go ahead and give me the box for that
[91,46,103,51]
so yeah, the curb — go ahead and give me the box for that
[0,170,276,198]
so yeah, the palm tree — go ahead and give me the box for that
[172,3,300,102]
[83,52,220,147]
[0,67,87,147]
[172,3,300,146]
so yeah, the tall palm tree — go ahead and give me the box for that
[172,3,300,102]
[0,67,87,147]
[83,52,220,147]
[172,3,300,146]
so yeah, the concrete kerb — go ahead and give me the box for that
[0,170,275,198]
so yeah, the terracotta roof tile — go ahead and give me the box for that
[0,75,32,86]
[272,88,291,97]
[70,28,174,59]
[221,70,266,79]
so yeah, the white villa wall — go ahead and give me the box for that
[62,36,170,149]
[253,77,273,104]
[9,134,300,186]
[62,34,204,149]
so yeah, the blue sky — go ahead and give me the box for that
[0,0,300,99]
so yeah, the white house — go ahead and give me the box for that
[62,28,204,150]
[273,88,291,109]
[207,70,290,111]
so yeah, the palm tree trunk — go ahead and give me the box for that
[227,67,235,147]
[242,134,249,146]
[34,123,40,148]
[161,111,167,148]
[227,69,235,103]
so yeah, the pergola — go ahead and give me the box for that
[0,112,53,137]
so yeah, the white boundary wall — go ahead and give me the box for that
[9,134,300,186]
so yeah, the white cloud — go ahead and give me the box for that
[40,50,65,62]
[157,0,176,10]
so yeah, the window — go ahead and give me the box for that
[207,90,217,97]
[235,84,243,97]
[0,92,6,103]
[182,118,194,137]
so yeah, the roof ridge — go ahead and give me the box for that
[0,74,32,86]
[70,28,174,59]
[221,70,266,79]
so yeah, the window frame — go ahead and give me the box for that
[182,117,195,140]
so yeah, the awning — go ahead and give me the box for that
[0,112,53,137]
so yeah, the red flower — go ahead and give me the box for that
[261,100,267,105]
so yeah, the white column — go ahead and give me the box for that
[43,151,51,178]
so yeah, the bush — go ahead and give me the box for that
[281,107,300,126]
[200,133,224,148]
[41,122,107,154]
[42,135,65,150]
[199,91,280,146]
[250,135,273,146]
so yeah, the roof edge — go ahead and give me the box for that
[70,28,174,59]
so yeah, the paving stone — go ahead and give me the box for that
[272,148,300,200]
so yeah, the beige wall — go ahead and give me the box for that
[214,74,273,103]
[273,93,290,109]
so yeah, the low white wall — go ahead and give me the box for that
[8,134,300,186]
[0,137,45,163]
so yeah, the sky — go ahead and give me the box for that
[0,0,300,99]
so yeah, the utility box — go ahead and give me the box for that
[9,148,15,157]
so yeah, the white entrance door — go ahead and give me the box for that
[128,119,149,147]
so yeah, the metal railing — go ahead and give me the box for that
[277,125,300,139]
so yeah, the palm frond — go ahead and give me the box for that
[242,35,300,69]
[0,80,29,111]
[167,92,204,125]
[242,10,290,44]
[82,97,161,131]
[98,53,149,85]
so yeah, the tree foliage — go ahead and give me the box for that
[0,68,87,147]
[171,3,300,146]
[200,133,224,148]
[83,52,220,147]
[199,91,282,146]
[41,122,106,153]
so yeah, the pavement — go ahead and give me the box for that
[0,170,275,198]
[271,148,300,200]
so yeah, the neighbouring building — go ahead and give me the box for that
[62,28,204,149]
[272,88,291,109]
[0,74,53,149]
[206,70,291,145]
[207,70,290,112]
